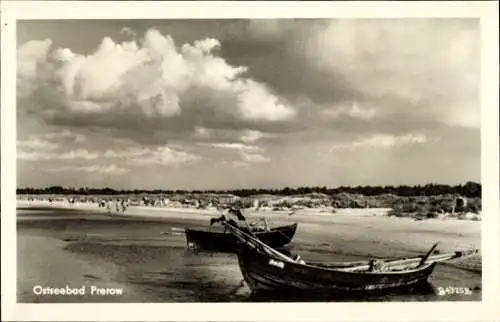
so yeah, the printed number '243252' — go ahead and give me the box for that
[437,286,472,296]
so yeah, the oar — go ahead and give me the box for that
[419,242,440,267]
[223,221,296,263]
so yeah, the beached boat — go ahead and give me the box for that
[221,220,479,297]
[185,222,298,252]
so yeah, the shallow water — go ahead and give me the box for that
[17,207,481,302]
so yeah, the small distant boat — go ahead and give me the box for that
[221,220,479,297]
[185,222,297,252]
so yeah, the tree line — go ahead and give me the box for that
[16,181,481,198]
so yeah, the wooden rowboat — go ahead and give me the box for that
[221,220,479,297]
[185,222,298,252]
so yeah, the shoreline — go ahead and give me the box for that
[17,199,481,224]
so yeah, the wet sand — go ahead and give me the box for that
[17,201,482,302]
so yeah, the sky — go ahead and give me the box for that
[16,19,481,190]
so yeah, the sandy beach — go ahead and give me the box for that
[17,200,481,302]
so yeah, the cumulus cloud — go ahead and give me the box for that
[17,38,53,79]
[304,19,479,129]
[17,29,296,127]
[15,20,481,189]
[233,80,296,121]
[330,133,431,151]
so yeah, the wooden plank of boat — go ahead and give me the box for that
[222,220,479,296]
[237,245,440,295]
[339,249,479,272]
[185,222,298,252]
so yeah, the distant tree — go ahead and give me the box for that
[462,181,481,198]
[16,182,481,198]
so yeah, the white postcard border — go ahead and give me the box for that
[1,1,499,321]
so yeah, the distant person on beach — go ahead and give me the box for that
[120,200,127,213]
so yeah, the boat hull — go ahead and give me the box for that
[185,223,297,252]
[237,246,436,296]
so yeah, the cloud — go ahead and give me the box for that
[330,133,431,151]
[103,146,150,158]
[17,130,94,161]
[38,130,86,142]
[15,20,481,189]
[17,148,98,161]
[191,127,274,144]
[321,101,376,120]
[218,160,250,168]
[240,151,270,163]
[304,19,479,129]
[221,19,479,133]
[17,28,296,132]
[17,39,53,79]
[197,139,270,163]
[192,126,214,140]
[17,131,87,158]
[239,129,267,143]
[130,146,200,165]
[18,140,200,168]
[197,142,261,151]
[246,20,296,40]
[17,137,59,150]
[59,148,99,160]
[49,164,129,175]
[17,151,50,161]
[233,80,296,121]
[103,145,200,166]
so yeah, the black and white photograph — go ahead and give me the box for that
[2,1,499,322]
